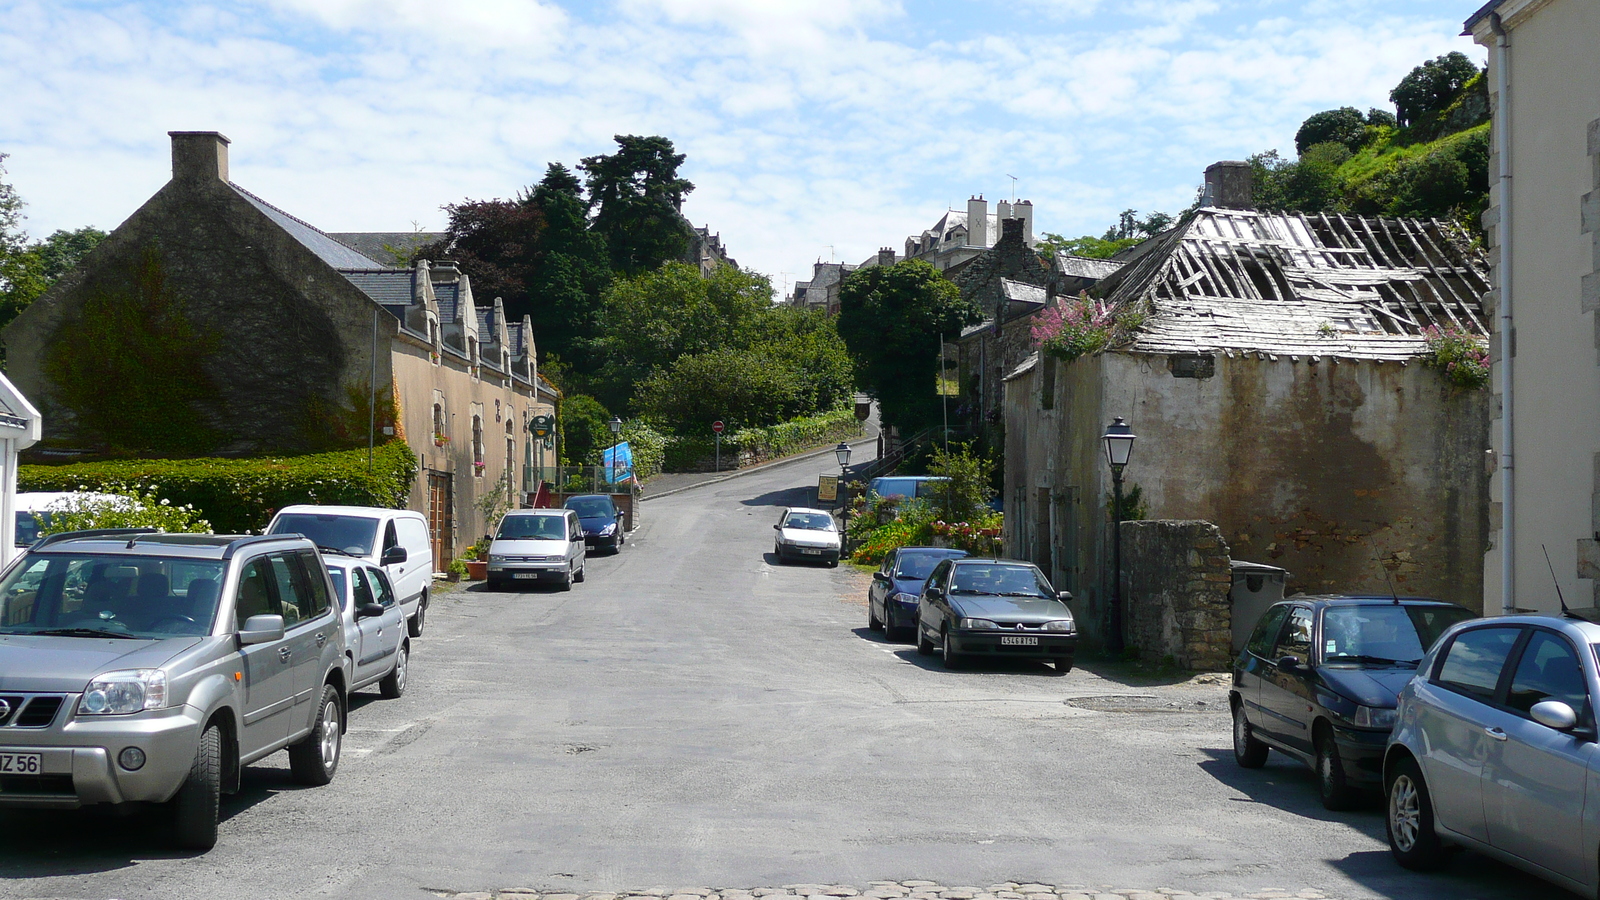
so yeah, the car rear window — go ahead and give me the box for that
[895,552,965,580]
[271,514,378,556]
[566,497,615,517]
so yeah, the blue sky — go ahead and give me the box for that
[1,0,1482,296]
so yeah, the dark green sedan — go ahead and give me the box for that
[915,557,1078,672]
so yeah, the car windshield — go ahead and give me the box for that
[565,497,615,518]
[895,552,963,580]
[0,552,225,639]
[950,563,1051,596]
[1322,604,1474,664]
[783,513,835,531]
[271,514,378,556]
[497,515,568,540]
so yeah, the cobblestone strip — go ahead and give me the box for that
[431,880,1339,900]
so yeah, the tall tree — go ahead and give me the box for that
[1390,52,1481,128]
[836,260,981,434]
[0,156,107,329]
[580,136,695,277]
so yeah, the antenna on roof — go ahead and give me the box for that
[1006,174,1018,203]
[1543,544,1574,618]
[1382,565,1400,604]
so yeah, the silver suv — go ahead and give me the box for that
[0,529,348,850]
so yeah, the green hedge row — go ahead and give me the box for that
[662,408,863,473]
[19,441,419,534]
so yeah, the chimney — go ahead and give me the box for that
[1015,199,1034,246]
[1204,161,1254,210]
[1000,217,1024,243]
[877,248,896,267]
[169,131,230,183]
[967,195,988,248]
[997,199,1013,222]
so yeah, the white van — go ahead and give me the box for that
[266,506,435,636]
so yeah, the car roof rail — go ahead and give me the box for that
[32,527,160,549]
[221,533,308,560]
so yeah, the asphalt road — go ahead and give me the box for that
[0,450,1562,900]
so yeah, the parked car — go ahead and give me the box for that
[1230,596,1474,809]
[0,528,347,849]
[914,557,1077,672]
[1384,614,1600,895]
[564,494,625,554]
[868,546,968,641]
[320,552,408,699]
[487,508,586,590]
[266,506,434,638]
[867,476,949,501]
[13,491,135,548]
[772,508,841,566]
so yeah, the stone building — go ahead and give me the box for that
[1466,0,1600,615]
[904,196,1036,272]
[1003,164,1493,646]
[1,131,557,569]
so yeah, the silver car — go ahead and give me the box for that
[487,508,586,590]
[0,529,348,850]
[321,553,408,699]
[1384,614,1600,896]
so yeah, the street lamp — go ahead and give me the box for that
[608,416,623,488]
[1103,417,1136,655]
[834,441,853,539]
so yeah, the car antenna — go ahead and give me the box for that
[1543,544,1574,618]
[1376,555,1399,604]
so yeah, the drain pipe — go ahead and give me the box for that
[1491,11,1515,616]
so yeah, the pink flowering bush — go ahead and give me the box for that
[1421,325,1490,389]
[1032,293,1143,362]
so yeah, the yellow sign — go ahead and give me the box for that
[817,475,838,502]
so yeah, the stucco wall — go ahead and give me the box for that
[1006,350,1490,647]
[1475,0,1600,611]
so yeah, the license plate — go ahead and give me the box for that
[513,572,540,580]
[0,752,42,776]
[1000,635,1039,646]
[802,549,822,555]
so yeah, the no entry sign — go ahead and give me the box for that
[712,420,725,434]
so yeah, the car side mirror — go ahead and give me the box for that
[1531,700,1580,731]
[356,602,386,620]
[381,546,407,565]
[1057,590,1073,603]
[238,614,285,646]
[873,572,889,582]
[1277,655,1303,671]
[773,524,782,530]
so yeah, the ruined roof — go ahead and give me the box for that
[1095,207,1491,361]
[229,184,388,270]
[1002,279,1047,307]
[339,268,415,306]
[1054,255,1123,280]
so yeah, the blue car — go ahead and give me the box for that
[868,546,968,641]
[563,494,625,554]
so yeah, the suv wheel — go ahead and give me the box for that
[171,725,222,850]
[379,640,409,699]
[1232,701,1269,768]
[1387,756,1446,870]
[574,560,586,583]
[289,685,342,786]
[407,592,427,638]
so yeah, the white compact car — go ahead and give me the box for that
[487,508,586,590]
[320,552,409,699]
[772,507,842,566]
[267,506,434,637]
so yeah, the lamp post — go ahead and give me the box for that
[607,416,623,488]
[1103,417,1137,655]
[834,441,853,538]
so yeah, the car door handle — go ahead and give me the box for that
[1486,727,1508,741]
[278,646,292,662]
[315,632,327,647]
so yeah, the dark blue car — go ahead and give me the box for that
[563,494,625,554]
[868,546,968,642]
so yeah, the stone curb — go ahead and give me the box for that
[639,435,879,503]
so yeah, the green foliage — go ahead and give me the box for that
[1391,52,1481,129]
[1421,324,1490,389]
[848,499,936,565]
[1030,293,1145,363]
[837,259,981,434]
[474,470,514,533]
[1295,107,1379,155]
[636,347,804,431]
[0,156,106,330]
[19,441,419,535]
[559,394,613,466]
[662,408,862,472]
[619,419,667,482]
[1036,232,1141,260]
[925,442,995,524]
[447,558,469,578]
[581,135,695,277]
[1106,482,1148,521]
[42,245,225,455]
[38,486,213,536]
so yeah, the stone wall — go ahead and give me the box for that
[1121,520,1233,670]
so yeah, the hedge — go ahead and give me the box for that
[662,408,863,472]
[19,441,419,534]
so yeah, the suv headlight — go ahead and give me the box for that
[959,617,999,630]
[79,669,168,715]
[1043,617,1076,632]
[1353,705,1398,729]
[489,553,507,563]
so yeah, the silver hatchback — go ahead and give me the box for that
[1384,614,1600,896]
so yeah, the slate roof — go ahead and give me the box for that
[338,268,415,306]
[476,306,499,343]
[1001,279,1047,306]
[434,282,460,323]
[507,322,527,356]
[229,184,387,270]
[1094,207,1491,361]
[328,232,444,265]
[1055,255,1123,280]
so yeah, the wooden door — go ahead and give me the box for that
[427,471,453,571]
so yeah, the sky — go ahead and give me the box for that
[0,0,1483,298]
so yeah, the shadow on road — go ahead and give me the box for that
[740,485,818,509]
[1070,655,1213,688]
[764,551,837,569]
[0,763,298,874]
[848,625,1065,676]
